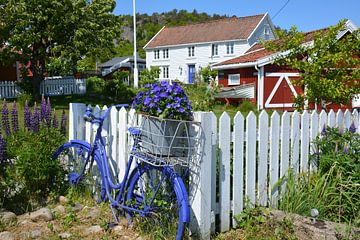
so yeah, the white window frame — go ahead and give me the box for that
[162,66,169,79]
[154,49,160,59]
[188,46,195,57]
[163,49,169,59]
[211,44,218,56]
[228,73,240,86]
[226,43,234,54]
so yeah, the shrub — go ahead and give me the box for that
[183,82,219,111]
[6,127,66,205]
[86,76,106,95]
[279,125,360,227]
[104,79,136,103]
[238,100,257,115]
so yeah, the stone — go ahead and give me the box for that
[30,229,42,239]
[59,196,69,205]
[83,225,103,236]
[85,207,101,219]
[30,208,53,222]
[0,231,15,240]
[72,203,83,213]
[0,212,16,225]
[112,225,124,235]
[53,205,66,215]
[58,232,72,239]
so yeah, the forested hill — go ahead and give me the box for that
[115,9,230,58]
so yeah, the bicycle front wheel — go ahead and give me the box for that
[53,142,104,201]
[125,163,190,240]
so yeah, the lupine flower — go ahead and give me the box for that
[40,95,46,123]
[24,100,32,130]
[60,110,67,137]
[31,103,40,133]
[53,111,58,129]
[335,143,338,154]
[321,125,327,136]
[343,143,349,154]
[349,122,356,133]
[0,134,6,164]
[2,100,11,136]
[10,101,18,133]
[46,97,52,127]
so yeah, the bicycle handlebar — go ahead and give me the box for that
[83,104,129,123]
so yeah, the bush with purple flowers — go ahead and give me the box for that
[132,81,193,120]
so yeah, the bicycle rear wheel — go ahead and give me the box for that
[53,142,104,202]
[125,163,190,240]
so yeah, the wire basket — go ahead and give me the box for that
[129,115,202,167]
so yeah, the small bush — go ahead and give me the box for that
[6,128,67,205]
[184,82,219,111]
[104,79,136,103]
[238,100,257,115]
[279,126,360,227]
[86,76,106,95]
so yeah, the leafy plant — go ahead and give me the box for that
[86,77,106,95]
[183,82,219,111]
[132,81,193,120]
[6,127,67,203]
[279,126,360,227]
[139,66,160,87]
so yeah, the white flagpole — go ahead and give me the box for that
[133,0,139,88]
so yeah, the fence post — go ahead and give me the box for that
[190,112,213,240]
[258,110,268,206]
[219,112,230,232]
[69,103,86,141]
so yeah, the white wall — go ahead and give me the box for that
[248,15,276,46]
[146,40,251,83]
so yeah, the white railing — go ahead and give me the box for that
[41,77,86,96]
[68,103,360,239]
[0,81,22,99]
[0,77,86,98]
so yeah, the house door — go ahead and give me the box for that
[188,65,195,84]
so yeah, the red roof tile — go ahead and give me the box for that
[145,14,266,49]
[214,28,330,66]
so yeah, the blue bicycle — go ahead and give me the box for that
[53,104,199,240]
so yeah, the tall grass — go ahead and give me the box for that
[279,126,360,227]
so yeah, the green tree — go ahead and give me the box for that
[0,0,121,99]
[265,20,360,109]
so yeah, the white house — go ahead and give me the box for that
[144,13,276,83]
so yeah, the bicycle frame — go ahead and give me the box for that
[81,105,175,220]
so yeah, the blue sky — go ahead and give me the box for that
[114,0,360,32]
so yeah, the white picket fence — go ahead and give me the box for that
[0,77,86,98]
[0,81,22,99]
[41,77,86,96]
[68,103,360,239]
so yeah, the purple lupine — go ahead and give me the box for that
[2,100,11,136]
[46,97,52,127]
[343,144,349,154]
[24,100,32,130]
[40,95,46,123]
[0,134,6,164]
[349,122,356,133]
[53,111,58,129]
[321,125,327,136]
[60,110,66,137]
[31,103,40,133]
[10,101,18,133]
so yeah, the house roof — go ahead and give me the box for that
[213,27,336,68]
[145,14,266,49]
[98,56,145,68]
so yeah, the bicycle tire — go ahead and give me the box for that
[125,163,190,240]
[53,141,105,202]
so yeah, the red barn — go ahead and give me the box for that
[213,21,359,111]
